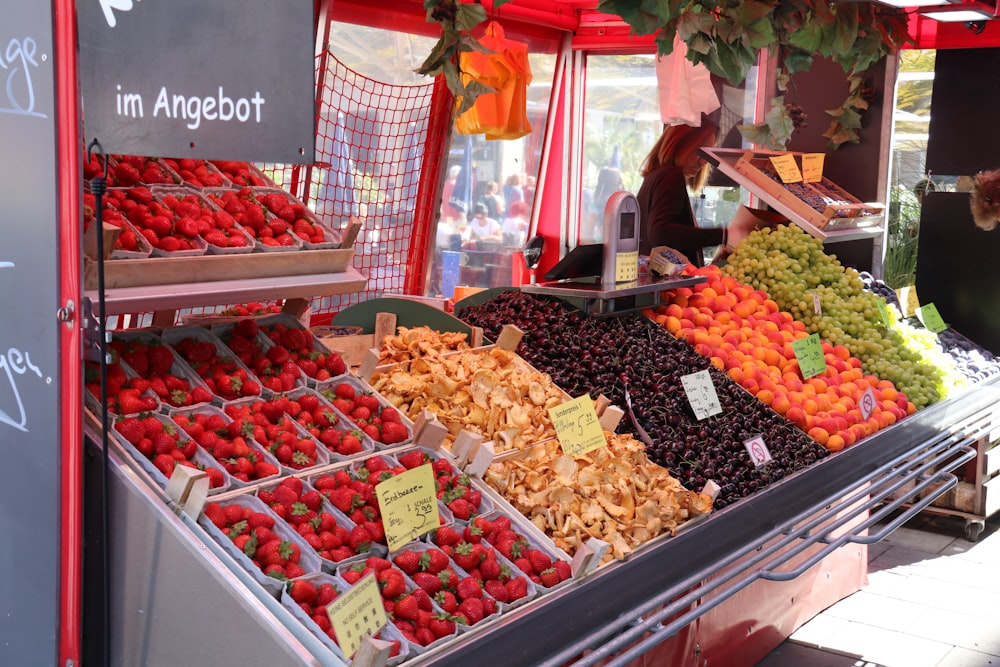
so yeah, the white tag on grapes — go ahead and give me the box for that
[743,435,773,467]
[859,387,878,421]
[812,293,822,315]
[680,369,722,420]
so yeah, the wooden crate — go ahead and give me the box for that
[84,246,355,290]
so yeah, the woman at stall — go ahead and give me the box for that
[636,120,759,265]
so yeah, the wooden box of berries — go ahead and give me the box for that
[81,154,356,290]
[701,148,884,236]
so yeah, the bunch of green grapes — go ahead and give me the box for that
[723,224,946,408]
[888,310,968,398]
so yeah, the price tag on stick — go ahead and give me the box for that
[917,303,948,333]
[327,573,387,660]
[375,464,440,552]
[791,333,826,379]
[680,369,722,420]
[743,435,773,467]
[801,153,825,183]
[549,395,606,458]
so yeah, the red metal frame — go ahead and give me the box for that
[56,0,82,663]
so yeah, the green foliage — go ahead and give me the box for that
[416,0,493,116]
[884,185,921,288]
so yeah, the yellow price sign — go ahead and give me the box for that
[327,572,387,659]
[548,395,606,458]
[375,463,440,552]
[895,285,920,318]
[769,154,802,183]
[801,153,825,183]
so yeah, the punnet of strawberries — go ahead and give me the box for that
[223,398,324,470]
[85,359,159,415]
[284,391,366,457]
[209,160,271,187]
[284,576,403,659]
[341,556,461,647]
[112,186,203,253]
[258,319,347,382]
[172,410,279,483]
[423,533,533,607]
[255,191,331,245]
[110,154,178,187]
[320,381,409,446]
[161,157,227,188]
[82,190,148,254]
[258,476,371,562]
[218,318,301,393]
[110,337,212,408]
[170,335,262,400]
[397,450,485,521]
[203,501,307,582]
[114,413,225,487]
[206,188,298,248]
[219,302,282,317]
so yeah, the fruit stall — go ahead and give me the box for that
[5,1,1000,667]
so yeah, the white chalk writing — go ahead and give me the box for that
[99,0,139,29]
[0,347,44,432]
[0,36,47,118]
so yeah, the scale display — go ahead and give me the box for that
[602,191,640,285]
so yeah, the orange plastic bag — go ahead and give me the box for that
[455,21,532,139]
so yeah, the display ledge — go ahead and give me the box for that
[83,268,367,316]
[521,274,707,316]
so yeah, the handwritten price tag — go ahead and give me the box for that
[917,303,947,333]
[549,395,606,458]
[743,435,773,467]
[876,298,892,327]
[895,285,920,318]
[680,369,722,420]
[375,464,440,552]
[769,154,802,183]
[859,386,878,421]
[801,153,825,183]
[791,333,826,379]
[327,572,387,659]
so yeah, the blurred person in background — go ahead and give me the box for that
[502,200,530,246]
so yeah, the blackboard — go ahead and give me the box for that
[0,4,63,665]
[926,48,1000,176]
[77,0,315,164]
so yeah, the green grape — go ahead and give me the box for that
[723,224,945,408]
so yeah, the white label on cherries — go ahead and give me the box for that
[680,369,722,420]
[744,435,772,467]
[859,387,878,421]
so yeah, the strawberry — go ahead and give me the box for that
[525,549,552,574]
[433,525,463,548]
[393,550,421,575]
[451,542,483,572]
[115,417,146,445]
[428,614,456,639]
[554,560,572,581]
[455,577,483,601]
[484,579,509,603]
[412,571,443,595]
[457,597,485,625]
[434,590,458,613]
[398,450,429,469]
[376,568,406,599]
[539,567,561,588]
[287,579,317,604]
[394,594,420,621]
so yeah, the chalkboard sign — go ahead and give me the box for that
[77,0,314,164]
[0,5,63,665]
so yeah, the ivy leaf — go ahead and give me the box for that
[831,4,859,56]
[454,3,488,32]
[737,122,779,150]
[730,2,775,48]
[782,48,814,76]
[823,120,860,149]
[706,38,755,86]
[788,22,822,53]
[415,32,459,77]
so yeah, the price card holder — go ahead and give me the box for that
[464,441,496,478]
[548,395,606,458]
[470,326,484,348]
[859,386,877,421]
[356,348,381,382]
[373,312,397,351]
[570,537,609,580]
[895,285,920,318]
[327,572,388,660]
[496,324,524,351]
[375,464,440,552]
[412,409,449,451]
[769,154,803,183]
[166,465,209,518]
[680,369,722,420]
[791,333,826,379]
[598,405,625,432]
[876,298,892,327]
[801,153,825,183]
[701,479,721,502]
[352,636,394,667]
[451,430,484,469]
[743,435,773,467]
[917,303,948,333]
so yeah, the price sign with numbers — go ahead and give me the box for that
[859,387,878,421]
[616,250,638,282]
[549,395,606,457]
[791,333,826,379]
[801,153,825,183]
[877,298,892,327]
[769,154,803,183]
[917,303,948,333]
[743,435,773,467]
[680,369,722,420]
[895,285,920,318]
[327,572,387,659]
[375,464,440,552]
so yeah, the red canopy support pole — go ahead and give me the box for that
[405,76,454,296]
[55,0,82,663]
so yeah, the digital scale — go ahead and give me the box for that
[525,191,706,316]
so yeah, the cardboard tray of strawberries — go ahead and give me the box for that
[315,375,414,449]
[282,387,380,462]
[221,395,333,474]
[209,160,277,189]
[110,328,215,411]
[151,186,255,255]
[108,411,232,496]
[159,157,230,189]
[198,492,324,599]
[254,474,385,571]
[253,313,350,388]
[82,189,154,259]
[161,325,266,404]
[252,188,343,250]
[84,356,163,417]
[203,188,304,253]
[168,404,283,488]
[278,571,410,666]
[106,186,208,257]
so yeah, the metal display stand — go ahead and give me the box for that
[521,273,706,316]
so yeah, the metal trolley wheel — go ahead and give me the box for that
[964,519,986,542]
